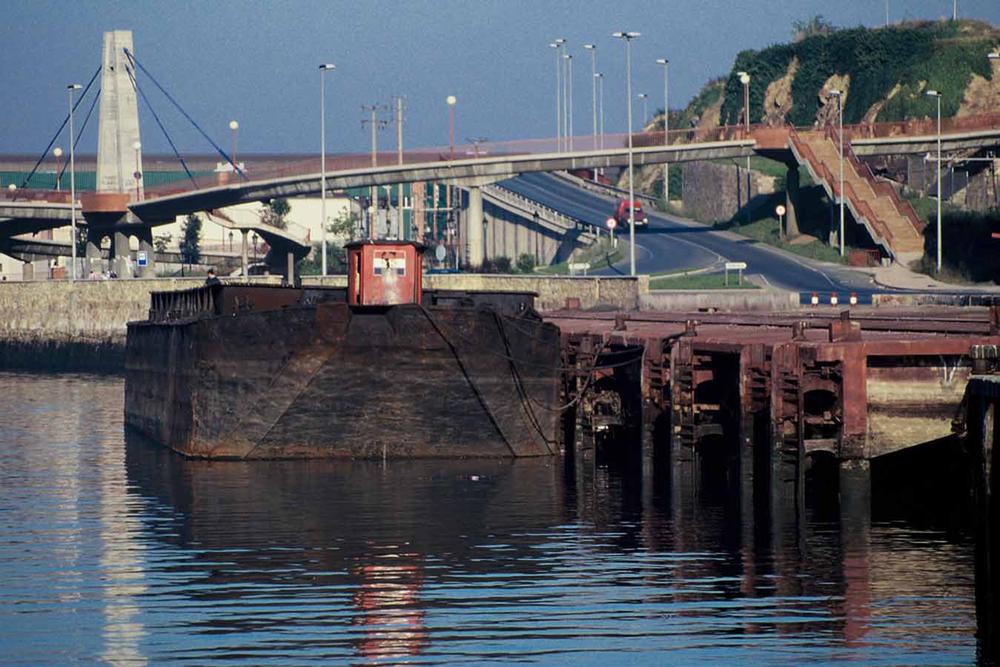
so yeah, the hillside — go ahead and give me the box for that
[627,18,999,197]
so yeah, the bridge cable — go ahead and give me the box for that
[123,48,247,180]
[124,63,198,189]
[19,66,101,189]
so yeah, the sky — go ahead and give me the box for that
[2,0,999,158]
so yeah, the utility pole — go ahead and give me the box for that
[361,104,388,239]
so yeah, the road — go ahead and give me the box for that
[499,172,881,298]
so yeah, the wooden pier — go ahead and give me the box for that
[549,306,1000,510]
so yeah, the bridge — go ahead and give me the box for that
[2,29,999,280]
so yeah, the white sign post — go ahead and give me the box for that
[775,204,787,240]
[606,217,617,248]
[724,261,747,287]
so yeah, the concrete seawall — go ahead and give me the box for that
[0,275,645,371]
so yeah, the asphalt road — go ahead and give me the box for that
[499,172,881,298]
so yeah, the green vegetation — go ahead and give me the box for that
[179,214,202,266]
[674,78,724,130]
[298,211,359,276]
[537,237,623,275]
[649,272,759,290]
[648,165,684,203]
[720,19,996,127]
[261,197,291,230]
[714,216,848,264]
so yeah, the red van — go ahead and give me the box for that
[614,199,647,228]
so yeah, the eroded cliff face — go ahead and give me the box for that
[959,55,1000,116]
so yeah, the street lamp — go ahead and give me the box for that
[319,62,335,276]
[595,72,604,151]
[132,140,142,201]
[229,119,239,174]
[613,30,640,277]
[53,147,63,191]
[564,53,574,150]
[583,44,597,153]
[737,71,751,225]
[656,58,669,208]
[828,89,845,256]
[926,89,943,273]
[446,95,457,263]
[637,93,648,125]
[550,41,563,151]
[67,83,82,282]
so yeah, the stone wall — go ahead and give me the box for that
[0,274,645,370]
[0,277,281,370]
[303,274,645,312]
[680,161,768,223]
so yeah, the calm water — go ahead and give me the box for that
[0,373,983,665]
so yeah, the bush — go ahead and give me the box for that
[478,256,513,274]
[516,254,536,274]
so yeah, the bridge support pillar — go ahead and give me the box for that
[111,230,130,278]
[467,185,484,269]
[136,227,155,278]
[85,229,103,276]
[785,164,801,238]
[241,231,249,277]
[286,251,295,285]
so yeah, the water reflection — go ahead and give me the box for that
[0,374,983,664]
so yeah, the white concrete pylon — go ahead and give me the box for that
[96,30,142,197]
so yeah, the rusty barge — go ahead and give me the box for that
[124,241,562,459]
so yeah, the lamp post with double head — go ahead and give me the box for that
[67,83,82,282]
[656,59,669,208]
[926,89,943,273]
[550,40,564,151]
[613,30,640,277]
[319,63,335,276]
[827,89,845,255]
[564,54,574,150]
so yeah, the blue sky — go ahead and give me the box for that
[2,0,999,157]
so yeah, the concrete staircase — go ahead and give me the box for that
[790,129,925,264]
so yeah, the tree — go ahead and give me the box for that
[179,214,202,266]
[261,197,291,229]
[792,15,835,41]
[153,233,172,254]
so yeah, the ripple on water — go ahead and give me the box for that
[0,373,980,665]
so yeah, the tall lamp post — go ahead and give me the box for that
[737,71,751,225]
[53,147,63,191]
[613,30,640,277]
[319,63,335,276]
[656,59,669,209]
[446,95,457,265]
[595,73,604,150]
[229,120,239,173]
[564,54,574,150]
[926,89,943,273]
[67,83,82,282]
[550,40,564,151]
[583,44,597,153]
[827,89,845,256]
